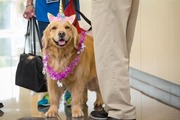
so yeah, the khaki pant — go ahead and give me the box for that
[91,0,139,119]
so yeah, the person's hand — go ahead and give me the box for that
[23,4,36,19]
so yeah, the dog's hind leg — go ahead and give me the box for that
[83,88,88,105]
[94,89,103,111]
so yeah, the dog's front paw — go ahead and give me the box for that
[72,106,84,118]
[45,108,58,118]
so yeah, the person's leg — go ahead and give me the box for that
[37,21,49,39]
[37,21,50,107]
[91,0,139,119]
[64,90,72,106]
[126,0,139,57]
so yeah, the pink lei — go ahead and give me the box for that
[43,32,86,81]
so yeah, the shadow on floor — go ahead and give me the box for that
[17,104,91,120]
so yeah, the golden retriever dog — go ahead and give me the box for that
[42,14,103,118]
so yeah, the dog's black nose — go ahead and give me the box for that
[58,31,65,38]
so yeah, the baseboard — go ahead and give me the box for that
[129,67,180,110]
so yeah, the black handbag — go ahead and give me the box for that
[15,17,47,92]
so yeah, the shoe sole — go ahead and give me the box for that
[38,104,50,107]
[89,114,107,120]
[65,103,71,107]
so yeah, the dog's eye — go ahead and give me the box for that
[52,26,57,30]
[65,26,70,29]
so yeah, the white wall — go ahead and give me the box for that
[130,0,180,85]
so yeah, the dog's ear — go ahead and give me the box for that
[72,25,79,49]
[42,27,49,50]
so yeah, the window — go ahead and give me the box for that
[0,0,26,67]
[0,0,27,100]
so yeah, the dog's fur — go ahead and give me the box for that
[42,20,103,118]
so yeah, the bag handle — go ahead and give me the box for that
[76,10,92,31]
[23,17,43,55]
[23,20,31,54]
[32,17,43,50]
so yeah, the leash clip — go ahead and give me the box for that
[57,80,63,88]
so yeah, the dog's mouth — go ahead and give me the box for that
[53,39,68,47]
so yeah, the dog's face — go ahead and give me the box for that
[42,20,79,49]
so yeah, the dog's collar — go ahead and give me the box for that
[43,32,86,81]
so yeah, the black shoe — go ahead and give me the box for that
[107,117,120,120]
[107,117,136,120]
[0,103,3,108]
[37,105,49,113]
[90,109,108,120]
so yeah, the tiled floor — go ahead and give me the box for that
[0,66,179,120]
